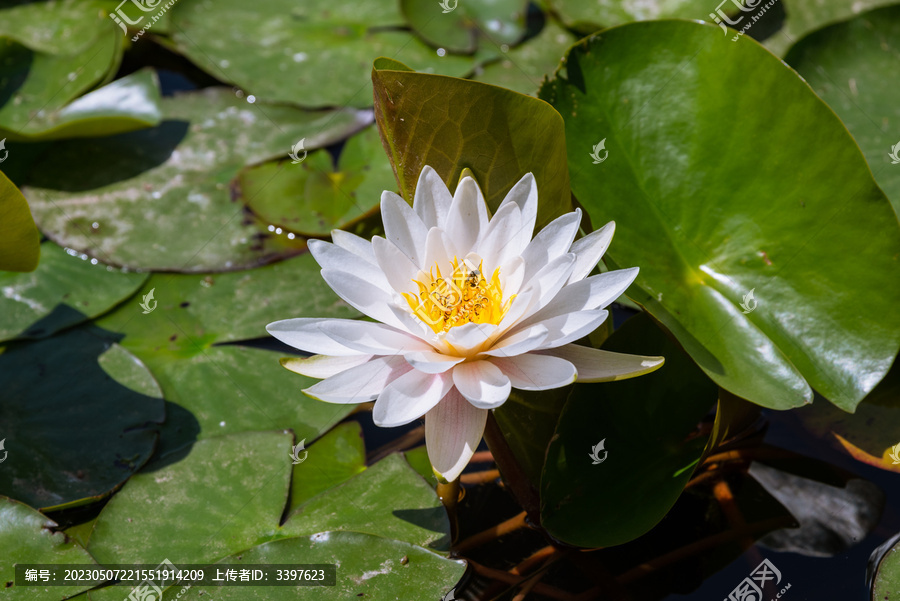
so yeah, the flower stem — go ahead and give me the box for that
[436,478,461,543]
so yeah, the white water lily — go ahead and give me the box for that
[268,166,664,482]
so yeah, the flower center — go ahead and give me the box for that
[403,257,513,334]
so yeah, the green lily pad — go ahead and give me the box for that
[280,453,450,551]
[540,313,718,547]
[2,69,163,141]
[373,58,572,229]
[0,326,164,510]
[0,0,117,56]
[401,0,528,53]
[0,170,40,272]
[92,256,360,456]
[169,0,474,109]
[161,532,465,601]
[785,4,900,216]
[0,242,147,343]
[873,534,900,601]
[0,496,97,600]
[87,431,293,568]
[766,0,897,57]
[239,125,396,237]
[547,0,711,30]
[0,31,122,136]
[23,88,370,272]
[474,20,576,96]
[540,21,900,411]
[288,421,366,511]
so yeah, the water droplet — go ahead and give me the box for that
[293,52,308,62]
[275,227,283,235]
[92,222,100,229]
[247,95,256,103]
[500,44,509,53]
[267,225,276,232]
[287,232,295,240]
[219,421,226,427]
[90,258,98,265]
[437,48,446,57]
[220,59,230,68]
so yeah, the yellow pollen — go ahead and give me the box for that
[402,258,514,334]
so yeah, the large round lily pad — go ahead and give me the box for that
[540,21,900,411]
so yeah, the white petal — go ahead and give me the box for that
[567,221,615,284]
[281,354,374,379]
[304,355,411,403]
[497,173,537,245]
[381,191,428,267]
[425,388,488,482]
[499,255,525,297]
[320,268,411,330]
[267,318,361,356]
[422,227,453,272]
[529,309,610,350]
[514,253,577,321]
[442,321,498,353]
[331,230,377,265]
[452,360,512,409]
[520,267,638,328]
[308,239,391,292]
[476,201,522,270]
[481,324,549,358]
[404,350,465,373]
[520,210,581,282]
[537,344,665,382]
[413,166,453,229]
[316,320,432,354]
[490,353,577,391]
[372,236,419,295]
[445,177,489,256]
[373,370,453,427]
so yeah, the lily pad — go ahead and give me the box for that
[474,20,576,96]
[2,69,163,141]
[0,326,164,510]
[288,421,366,511]
[23,88,371,272]
[540,313,718,547]
[766,0,898,57]
[169,0,474,109]
[547,0,711,30]
[0,496,97,600]
[87,431,293,568]
[239,125,396,237]
[0,31,122,137]
[0,0,118,56]
[540,21,900,411]
[401,0,528,53]
[280,453,450,551]
[873,534,900,601]
[373,58,572,229]
[0,242,147,343]
[0,170,40,272]
[161,532,465,601]
[785,4,900,216]
[92,256,360,456]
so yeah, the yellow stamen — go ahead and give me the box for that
[402,258,514,334]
